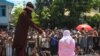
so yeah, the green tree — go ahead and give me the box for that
[83,14,100,28]
[40,7,50,28]
[65,0,94,28]
[49,2,64,28]
[35,0,52,28]
[35,0,100,29]
[93,0,100,10]
[11,7,23,26]
[90,14,100,28]
[51,0,100,29]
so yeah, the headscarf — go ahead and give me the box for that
[62,30,71,38]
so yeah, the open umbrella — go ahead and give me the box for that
[76,24,93,31]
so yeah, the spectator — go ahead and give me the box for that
[0,30,3,56]
[79,28,88,54]
[50,31,59,56]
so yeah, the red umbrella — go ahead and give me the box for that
[76,24,93,31]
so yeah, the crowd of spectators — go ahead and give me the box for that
[0,27,100,56]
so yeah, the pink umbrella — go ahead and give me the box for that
[76,24,93,31]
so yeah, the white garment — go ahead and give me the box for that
[58,30,75,56]
[5,43,12,56]
[41,38,50,48]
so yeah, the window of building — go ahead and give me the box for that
[0,5,6,17]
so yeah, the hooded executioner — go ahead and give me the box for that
[13,2,43,56]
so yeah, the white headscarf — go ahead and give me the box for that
[62,30,72,38]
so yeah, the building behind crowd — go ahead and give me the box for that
[0,0,14,29]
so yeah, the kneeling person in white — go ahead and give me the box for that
[58,30,75,56]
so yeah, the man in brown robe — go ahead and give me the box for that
[12,2,43,56]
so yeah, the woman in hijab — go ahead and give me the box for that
[58,30,75,56]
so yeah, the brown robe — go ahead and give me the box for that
[13,8,42,48]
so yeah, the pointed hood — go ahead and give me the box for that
[63,30,71,36]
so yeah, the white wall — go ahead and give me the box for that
[0,2,13,26]
[0,17,8,25]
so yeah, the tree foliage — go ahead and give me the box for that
[85,14,100,28]
[12,0,100,29]
[36,0,98,29]
[11,7,23,26]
